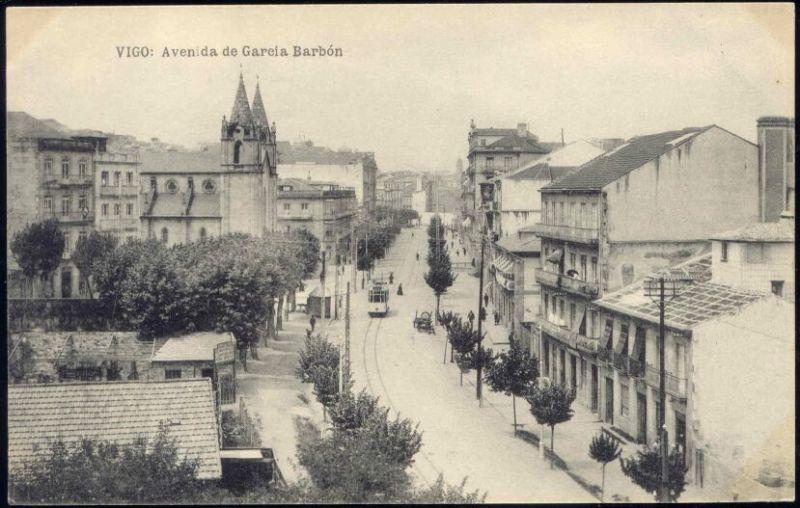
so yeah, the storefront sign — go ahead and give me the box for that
[214,342,235,365]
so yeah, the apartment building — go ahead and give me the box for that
[95,152,142,244]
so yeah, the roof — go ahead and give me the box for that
[507,140,606,181]
[151,332,234,363]
[11,332,154,372]
[8,379,221,479]
[710,220,794,243]
[495,235,541,255]
[541,126,712,192]
[595,254,768,331]
[485,134,549,153]
[230,74,254,126]
[472,128,518,136]
[251,82,270,128]
[146,191,221,218]
[140,150,221,174]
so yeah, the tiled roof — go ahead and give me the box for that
[140,151,221,174]
[486,134,549,153]
[541,126,712,192]
[472,128,517,136]
[595,254,768,330]
[11,332,154,370]
[151,332,235,363]
[8,379,221,479]
[710,220,794,243]
[495,235,541,254]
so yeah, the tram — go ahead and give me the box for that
[367,280,390,317]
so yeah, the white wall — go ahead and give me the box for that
[711,239,795,298]
[278,163,364,205]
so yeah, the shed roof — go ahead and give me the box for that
[151,332,235,363]
[595,254,768,331]
[8,379,221,479]
[541,126,712,192]
[709,220,794,243]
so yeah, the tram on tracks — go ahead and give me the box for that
[367,280,390,317]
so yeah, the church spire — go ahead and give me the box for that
[230,72,254,126]
[251,77,270,128]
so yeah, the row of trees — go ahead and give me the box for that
[374,207,420,227]
[294,332,486,502]
[424,215,456,319]
[355,221,402,272]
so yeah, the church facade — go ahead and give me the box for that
[140,74,278,245]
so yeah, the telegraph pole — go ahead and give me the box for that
[345,282,351,387]
[334,232,340,320]
[351,217,357,294]
[476,232,486,406]
[320,251,327,333]
[657,277,669,503]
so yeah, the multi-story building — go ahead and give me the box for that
[425,171,460,213]
[140,74,278,246]
[95,151,142,244]
[533,124,762,417]
[756,116,794,221]
[277,178,357,260]
[376,171,418,210]
[592,218,794,498]
[489,232,541,339]
[277,140,377,215]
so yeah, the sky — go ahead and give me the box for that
[7,4,795,173]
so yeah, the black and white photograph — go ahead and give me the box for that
[5,3,795,504]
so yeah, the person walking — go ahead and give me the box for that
[389,272,394,284]
[494,311,500,325]
[310,314,316,331]
[483,293,489,307]
[416,252,420,261]
[467,310,475,326]
[397,283,404,295]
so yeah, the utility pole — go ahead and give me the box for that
[476,232,486,406]
[657,277,669,503]
[334,231,340,320]
[350,217,357,294]
[345,282,351,387]
[320,251,327,333]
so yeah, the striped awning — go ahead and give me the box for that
[493,254,514,275]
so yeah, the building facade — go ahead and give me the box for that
[533,125,761,419]
[756,116,794,222]
[277,178,357,260]
[140,74,278,246]
[95,151,142,244]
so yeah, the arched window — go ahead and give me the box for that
[233,141,242,164]
[199,227,207,240]
[160,227,169,244]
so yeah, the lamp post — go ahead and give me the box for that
[476,225,486,406]
[643,273,693,503]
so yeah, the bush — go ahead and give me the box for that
[221,407,263,448]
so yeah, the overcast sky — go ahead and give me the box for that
[7,4,794,172]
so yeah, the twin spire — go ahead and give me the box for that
[230,73,269,128]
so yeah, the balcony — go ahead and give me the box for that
[645,364,687,399]
[42,176,93,188]
[534,269,600,298]
[597,347,613,365]
[612,352,629,375]
[99,184,140,197]
[539,317,577,349]
[278,211,313,220]
[530,223,599,245]
[576,335,600,355]
[44,211,95,224]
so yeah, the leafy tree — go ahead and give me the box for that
[72,230,117,298]
[526,381,576,459]
[424,243,456,319]
[589,431,622,502]
[293,228,321,278]
[329,389,381,433]
[8,337,36,384]
[485,338,539,435]
[10,219,65,297]
[92,238,157,325]
[620,444,687,502]
[407,475,487,504]
[296,333,340,383]
[221,407,263,448]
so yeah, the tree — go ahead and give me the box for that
[485,338,539,435]
[329,389,381,433]
[10,219,65,297]
[72,231,118,299]
[296,333,340,383]
[526,382,576,460]
[8,337,36,384]
[620,444,687,502]
[293,228,321,278]
[424,244,456,319]
[221,407,263,448]
[92,238,156,326]
[589,431,622,502]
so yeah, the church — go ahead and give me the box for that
[140,74,278,245]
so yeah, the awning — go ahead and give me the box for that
[546,248,563,264]
[494,254,514,275]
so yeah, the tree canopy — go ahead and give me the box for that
[10,219,65,296]
[72,230,118,298]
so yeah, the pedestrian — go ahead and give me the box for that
[310,314,316,331]
[467,310,475,325]
[483,293,489,307]
[397,283,404,295]
[416,252,419,261]
[494,311,500,325]
[306,328,312,338]
[479,307,486,322]
[389,272,394,284]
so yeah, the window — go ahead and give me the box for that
[570,253,576,270]
[617,323,630,355]
[233,140,242,164]
[720,241,728,262]
[160,227,169,244]
[166,179,178,193]
[579,203,586,227]
[78,195,87,211]
[79,160,87,177]
[746,244,767,263]
[126,171,133,185]
[113,171,121,186]
[559,202,565,225]
[44,196,53,212]
[202,179,216,193]
[620,382,629,415]
[201,368,215,379]
[101,171,109,186]
[771,280,784,297]
[61,196,71,215]
[486,157,494,169]
[283,203,291,211]
[570,203,576,226]
[199,227,207,239]
[569,303,576,328]
[558,299,564,320]
[126,203,133,216]
[114,203,121,215]
[61,157,70,178]
[44,157,53,176]
[590,310,599,338]
[101,203,109,216]
[165,369,181,379]
[580,255,587,280]
[301,203,309,210]
[63,231,70,252]
[591,257,598,282]
[504,156,513,169]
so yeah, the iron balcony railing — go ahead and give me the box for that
[44,211,95,223]
[645,364,687,399]
[534,269,599,298]
[576,335,600,355]
[539,318,577,349]
[530,223,599,244]
[597,346,613,364]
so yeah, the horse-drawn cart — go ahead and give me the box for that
[412,311,435,334]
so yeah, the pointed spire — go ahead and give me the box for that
[230,73,254,126]
[251,76,270,128]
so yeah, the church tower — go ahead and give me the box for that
[218,73,277,236]
[252,79,278,233]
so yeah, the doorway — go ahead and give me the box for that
[559,349,566,385]
[591,365,598,412]
[675,413,687,458]
[605,377,614,424]
[637,393,647,443]
[570,354,577,391]
[61,269,72,298]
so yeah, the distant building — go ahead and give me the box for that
[756,116,794,221]
[95,150,142,244]
[489,233,541,337]
[8,379,223,479]
[277,178,357,260]
[277,140,377,214]
[140,74,278,246]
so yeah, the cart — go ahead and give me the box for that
[412,311,435,334]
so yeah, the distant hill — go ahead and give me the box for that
[6,111,65,139]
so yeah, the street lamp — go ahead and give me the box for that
[643,273,695,503]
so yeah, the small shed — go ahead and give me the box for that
[220,447,283,492]
[305,282,345,319]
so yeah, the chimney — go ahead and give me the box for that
[517,123,528,137]
[757,116,795,222]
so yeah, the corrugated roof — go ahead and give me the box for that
[595,254,767,330]
[541,126,711,192]
[710,220,794,243]
[151,332,234,362]
[8,379,221,479]
[140,151,221,174]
